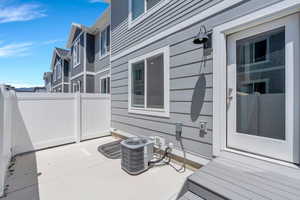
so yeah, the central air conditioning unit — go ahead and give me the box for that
[121,137,154,175]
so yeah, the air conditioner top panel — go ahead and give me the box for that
[121,137,153,149]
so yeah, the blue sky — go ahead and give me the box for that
[0,0,108,88]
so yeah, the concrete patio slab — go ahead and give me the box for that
[1,136,192,200]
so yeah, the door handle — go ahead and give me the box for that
[227,88,233,100]
[227,88,233,105]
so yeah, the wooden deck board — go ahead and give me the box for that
[188,156,300,200]
[203,162,299,200]
[190,171,258,200]
[214,158,300,196]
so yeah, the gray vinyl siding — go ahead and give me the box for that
[86,75,95,93]
[95,70,110,93]
[111,0,282,56]
[111,0,282,158]
[63,84,69,93]
[71,34,85,77]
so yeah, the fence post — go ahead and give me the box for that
[74,93,81,143]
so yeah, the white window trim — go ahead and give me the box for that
[99,75,111,94]
[72,83,77,93]
[128,0,170,29]
[213,0,300,163]
[73,38,80,68]
[99,25,111,59]
[128,46,170,118]
[72,80,81,93]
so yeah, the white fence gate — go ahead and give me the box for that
[0,87,111,196]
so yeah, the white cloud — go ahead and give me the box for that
[89,0,105,3]
[41,39,64,45]
[0,42,33,57]
[0,3,46,23]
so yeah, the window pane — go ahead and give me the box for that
[254,39,267,62]
[101,30,106,55]
[132,61,145,107]
[132,0,145,20]
[106,26,110,52]
[57,62,61,78]
[146,0,161,10]
[101,79,106,93]
[147,54,164,109]
[236,27,285,140]
[107,77,110,94]
[76,43,80,64]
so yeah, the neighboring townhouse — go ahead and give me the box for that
[43,72,52,92]
[91,8,111,94]
[50,48,71,93]
[66,7,111,94]
[66,23,90,93]
[110,0,299,171]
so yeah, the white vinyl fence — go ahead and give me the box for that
[0,86,13,197]
[0,86,111,196]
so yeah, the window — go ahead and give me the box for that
[73,39,80,67]
[56,60,62,79]
[128,46,169,117]
[73,80,81,93]
[129,0,169,28]
[53,66,57,82]
[100,25,110,58]
[100,76,110,94]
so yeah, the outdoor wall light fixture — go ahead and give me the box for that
[193,25,209,44]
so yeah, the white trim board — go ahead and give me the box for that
[212,0,300,163]
[70,72,96,80]
[95,68,110,75]
[111,0,244,62]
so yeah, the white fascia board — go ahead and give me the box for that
[90,7,110,33]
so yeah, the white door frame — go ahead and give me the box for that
[213,0,300,163]
[227,15,297,162]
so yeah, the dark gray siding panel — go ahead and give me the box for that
[86,75,95,93]
[111,0,128,30]
[86,33,95,72]
[63,84,69,93]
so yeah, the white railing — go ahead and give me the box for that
[0,88,111,196]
